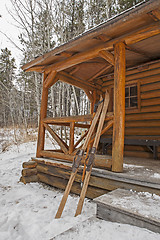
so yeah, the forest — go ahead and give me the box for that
[0,0,144,132]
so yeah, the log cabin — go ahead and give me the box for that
[21,0,160,198]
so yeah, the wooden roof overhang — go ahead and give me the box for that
[22,0,160,94]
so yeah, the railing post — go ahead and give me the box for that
[69,122,75,154]
[36,73,48,157]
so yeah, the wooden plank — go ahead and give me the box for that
[44,123,69,154]
[112,42,126,173]
[36,73,48,157]
[99,50,114,65]
[69,122,75,154]
[44,71,57,88]
[44,122,90,128]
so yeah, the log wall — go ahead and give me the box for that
[102,60,160,159]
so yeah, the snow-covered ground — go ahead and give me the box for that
[0,140,160,240]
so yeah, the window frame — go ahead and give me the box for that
[108,80,141,113]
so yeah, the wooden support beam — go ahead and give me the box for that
[44,70,57,88]
[60,71,101,91]
[36,73,48,157]
[112,42,126,173]
[84,90,94,102]
[44,123,69,154]
[88,65,112,82]
[99,50,115,66]
[69,122,75,154]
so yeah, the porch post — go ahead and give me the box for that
[112,42,126,172]
[36,73,48,157]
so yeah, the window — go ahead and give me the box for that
[108,83,139,112]
[125,85,138,109]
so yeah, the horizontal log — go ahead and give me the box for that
[40,150,74,161]
[43,114,93,123]
[37,172,107,199]
[22,168,37,177]
[43,112,113,124]
[140,106,160,113]
[141,98,160,107]
[141,90,160,99]
[125,120,160,128]
[46,122,90,128]
[141,82,160,92]
[40,150,112,169]
[20,175,39,184]
[37,163,113,191]
[126,112,160,121]
[22,161,37,169]
[105,127,160,136]
[102,70,160,88]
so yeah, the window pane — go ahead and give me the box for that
[125,98,129,108]
[125,87,129,97]
[130,97,137,107]
[130,86,137,96]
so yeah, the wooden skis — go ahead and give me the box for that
[75,90,109,217]
[55,96,103,219]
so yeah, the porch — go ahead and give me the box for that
[21,155,160,198]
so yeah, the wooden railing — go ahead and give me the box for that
[40,112,114,163]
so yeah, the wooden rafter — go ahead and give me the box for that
[58,71,101,93]
[99,50,115,65]
[88,65,112,82]
[148,9,160,21]
[69,65,80,75]
[44,123,69,154]
[39,22,160,75]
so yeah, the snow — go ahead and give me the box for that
[0,141,160,239]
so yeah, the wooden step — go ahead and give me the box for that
[94,188,160,234]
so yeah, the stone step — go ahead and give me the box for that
[94,188,160,234]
